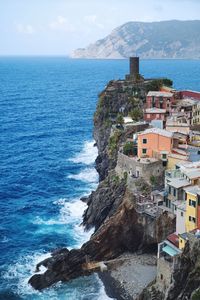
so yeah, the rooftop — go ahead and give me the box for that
[178,98,198,107]
[161,240,181,257]
[138,127,173,138]
[147,91,173,97]
[184,185,200,195]
[177,160,200,170]
[145,108,166,114]
[184,168,200,180]
[168,178,190,189]
[167,233,179,248]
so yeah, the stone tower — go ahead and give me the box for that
[130,57,139,78]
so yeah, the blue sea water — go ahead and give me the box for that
[0,57,200,300]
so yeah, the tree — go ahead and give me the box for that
[129,108,143,121]
[116,113,124,125]
[123,141,134,156]
[162,78,173,87]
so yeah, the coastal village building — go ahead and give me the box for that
[146,91,175,113]
[184,185,200,232]
[144,108,167,123]
[164,161,200,213]
[177,98,198,126]
[166,114,190,135]
[137,128,176,166]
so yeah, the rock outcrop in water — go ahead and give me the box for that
[29,185,175,290]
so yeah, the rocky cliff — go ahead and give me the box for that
[29,77,176,294]
[71,20,200,59]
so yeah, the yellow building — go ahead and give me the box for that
[184,185,200,232]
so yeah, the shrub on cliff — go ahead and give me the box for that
[129,108,143,121]
[123,141,134,156]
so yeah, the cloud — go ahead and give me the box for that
[49,16,75,32]
[84,15,104,29]
[16,24,35,35]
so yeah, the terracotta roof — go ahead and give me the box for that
[167,233,179,248]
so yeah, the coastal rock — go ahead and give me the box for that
[29,189,175,290]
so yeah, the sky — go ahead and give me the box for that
[0,0,200,56]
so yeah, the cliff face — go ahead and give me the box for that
[29,187,175,290]
[29,78,176,292]
[71,20,200,59]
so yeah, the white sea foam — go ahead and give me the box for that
[96,274,115,300]
[32,197,93,247]
[68,167,99,183]
[2,251,51,296]
[69,140,98,165]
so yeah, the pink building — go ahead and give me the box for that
[144,108,167,122]
[146,91,175,113]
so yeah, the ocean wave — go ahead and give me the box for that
[32,197,93,248]
[2,251,51,297]
[68,167,99,183]
[69,140,98,165]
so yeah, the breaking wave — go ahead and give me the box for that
[69,140,98,165]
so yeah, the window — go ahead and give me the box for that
[173,188,177,197]
[162,153,167,159]
[142,148,147,154]
[180,239,182,243]
[143,138,147,144]
[169,186,171,194]
[189,199,196,208]
[181,212,184,217]
[189,216,196,223]
[160,274,163,280]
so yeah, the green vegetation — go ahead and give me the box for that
[146,78,173,92]
[129,108,143,121]
[108,131,121,156]
[123,172,128,182]
[150,175,157,186]
[146,80,163,92]
[128,95,139,106]
[123,141,134,156]
[162,78,173,87]
[103,119,112,128]
[116,113,124,126]
[192,289,200,300]
[94,94,106,121]
[112,175,120,184]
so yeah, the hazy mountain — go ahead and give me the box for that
[71,20,200,59]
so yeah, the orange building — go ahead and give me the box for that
[137,128,174,164]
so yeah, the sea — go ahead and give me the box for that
[0,57,200,300]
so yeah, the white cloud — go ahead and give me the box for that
[84,15,104,29]
[16,24,35,35]
[84,15,97,24]
[49,16,75,32]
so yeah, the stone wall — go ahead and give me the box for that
[116,152,164,185]
[156,258,172,293]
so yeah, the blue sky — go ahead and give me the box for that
[1,0,200,55]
